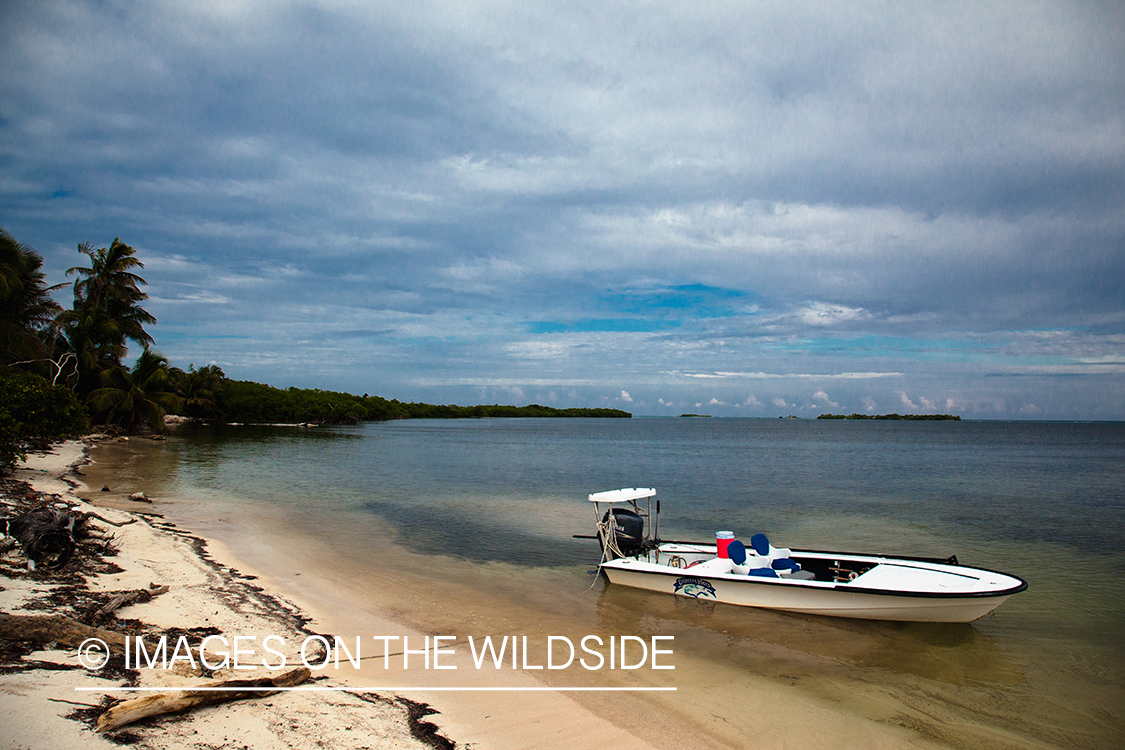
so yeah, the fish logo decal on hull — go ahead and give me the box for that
[674,577,717,599]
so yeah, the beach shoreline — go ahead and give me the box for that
[0,440,456,750]
[53,434,971,750]
[2,440,691,750]
[5,435,1056,749]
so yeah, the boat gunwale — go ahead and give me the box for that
[601,554,1029,600]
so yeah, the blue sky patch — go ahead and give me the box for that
[528,318,683,335]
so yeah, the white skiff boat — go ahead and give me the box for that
[586,488,1027,623]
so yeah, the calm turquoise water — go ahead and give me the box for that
[128,418,1124,748]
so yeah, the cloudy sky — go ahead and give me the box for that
[2,1,1123,418]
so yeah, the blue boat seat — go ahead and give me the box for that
[725,539,770,575]
[749,533,790,558]
[750,533,801,575]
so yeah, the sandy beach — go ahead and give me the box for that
[3,439,975,750]
[0,440,676,750]
[1,440,454,749]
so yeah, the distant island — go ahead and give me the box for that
[817,413,961,421]
[219,380,632,424]
[678,413,712,418]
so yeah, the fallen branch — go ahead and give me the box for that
[95,666,312,733]
[80,511,138,528]
[93,584,169,622]
[49,697,103,708]
[0,612,128,653]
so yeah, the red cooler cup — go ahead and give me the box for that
[716,531,734,558]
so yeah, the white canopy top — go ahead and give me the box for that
[588,487,656,503]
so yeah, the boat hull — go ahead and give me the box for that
[599,549,1026,623]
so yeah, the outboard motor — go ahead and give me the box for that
[598,507,645,559]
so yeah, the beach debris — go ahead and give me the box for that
[2,505,78,569]
[394,697,456,750]
[94,666,312,733]
[0,612,128,653]
[128,492,152,503]
[93,583,169,623]
[1,502,126,569]
[355,694,456,750]
[81,510,137,528]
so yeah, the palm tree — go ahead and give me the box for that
[171,364,226,420]
[0,228,64,371]
[56,238,156,396]
[89,349,182,433]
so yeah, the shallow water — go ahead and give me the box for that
[82,419,1125,749]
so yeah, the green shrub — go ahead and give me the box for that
[0,370,90,471]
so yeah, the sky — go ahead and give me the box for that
[2,1,1123,419]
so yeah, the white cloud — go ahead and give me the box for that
[795,303,868,327]
[898,391,918,410]
[148,292,229,305]
[863,396,877,413]
[772,397,788,408]
[436,257,525,294]
[813,390,839,409]
[620,390,633,402]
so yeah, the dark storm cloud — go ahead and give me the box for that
[1,1,1123,417]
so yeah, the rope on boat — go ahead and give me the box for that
[583,510,626,592]
[596,511,626,563]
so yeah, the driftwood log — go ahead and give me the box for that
[93,584,169,623]
[80,511,138,528]
[2,506,77,569]
[1,505,131,568]
[0,612,128,653]
[95,667,312,733]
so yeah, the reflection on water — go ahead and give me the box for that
[77,419,1125,749]
[593,584,1023,687]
